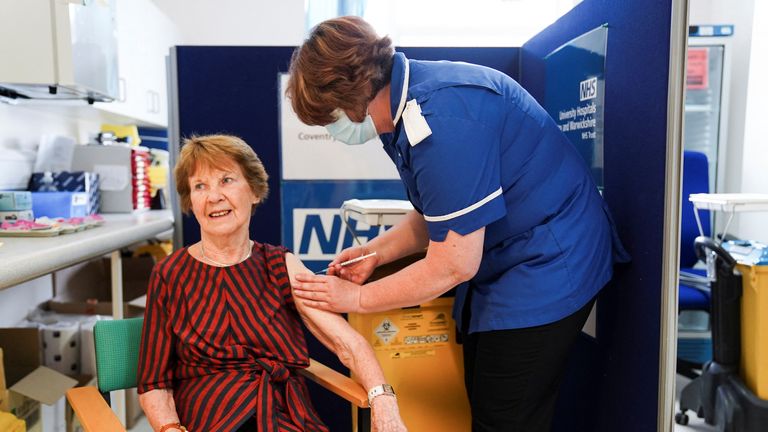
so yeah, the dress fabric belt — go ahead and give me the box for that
[254,358,315,432]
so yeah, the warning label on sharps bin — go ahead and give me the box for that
[370,309,451,359]
[374,318,399,345]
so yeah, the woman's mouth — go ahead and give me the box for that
[209,209,232,218]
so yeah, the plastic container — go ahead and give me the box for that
[678,330,713,364]
[31,192,89,218]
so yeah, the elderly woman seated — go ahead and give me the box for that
[137,135,406,432]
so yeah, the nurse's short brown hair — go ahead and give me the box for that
[175,134,269,215]
[286,16,394,126]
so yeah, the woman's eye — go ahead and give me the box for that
[194,183,205,190]
[222,177,234,184]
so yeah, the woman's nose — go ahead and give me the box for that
[206,187,224,201]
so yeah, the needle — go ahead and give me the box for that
[315,252,377,274]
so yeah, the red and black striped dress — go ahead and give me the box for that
[137,242,329,432]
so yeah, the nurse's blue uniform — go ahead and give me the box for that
[381,52,627,333]
[379,52,629,431]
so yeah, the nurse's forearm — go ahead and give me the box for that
[368,210,429,266]
[360,228,484,312]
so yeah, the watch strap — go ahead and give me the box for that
[367,383,396,405]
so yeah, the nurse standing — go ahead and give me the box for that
[287,16,629,432]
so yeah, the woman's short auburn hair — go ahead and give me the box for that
[286,16,394,126]
[175,134,269,215]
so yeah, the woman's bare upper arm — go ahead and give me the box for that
[284,252,354,341]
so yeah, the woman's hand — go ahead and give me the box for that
[327,245,379,284]
[293,274,363,313]
[371,395,407,432]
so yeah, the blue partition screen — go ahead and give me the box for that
[521,1,674,430]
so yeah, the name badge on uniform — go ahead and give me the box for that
[402,99,432,146]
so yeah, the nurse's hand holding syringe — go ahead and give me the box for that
[315,251,377,274]
[324,247,380,283]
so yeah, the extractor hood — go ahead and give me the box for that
[0,0,119,103]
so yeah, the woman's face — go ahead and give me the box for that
[188,160,258,239]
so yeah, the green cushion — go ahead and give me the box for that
[93,317,143,392]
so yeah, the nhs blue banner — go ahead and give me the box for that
[279,72,407,272]
[544,25,608,190]
[280,181,406,273]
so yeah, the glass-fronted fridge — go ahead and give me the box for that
[685,34,732,195]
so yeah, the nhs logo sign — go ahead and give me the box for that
[579,77,598,101]
[292,208,389,260]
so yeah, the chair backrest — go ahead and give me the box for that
[93,317,143,392]
[681,150,711,268]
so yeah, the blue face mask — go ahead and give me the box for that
[325,110,378,145]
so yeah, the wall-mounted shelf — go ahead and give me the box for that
[0,210,172,291]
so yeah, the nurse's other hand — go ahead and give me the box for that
[328,245,378,284]
[293,274,362,313]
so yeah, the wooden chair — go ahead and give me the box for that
[66,318,370,431]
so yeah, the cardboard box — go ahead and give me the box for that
[49,257,154,316]
[0,329,79,430]
[28,172,100,215]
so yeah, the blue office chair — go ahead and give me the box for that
[677,150,712,377]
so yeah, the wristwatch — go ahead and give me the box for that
[367,384,396,405]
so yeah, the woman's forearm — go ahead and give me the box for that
[287,254,387,388]
[139,389,181,431]
[287,252,407,430]
[301,311,387,389]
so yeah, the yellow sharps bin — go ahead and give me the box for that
[736,262,768,399]
[348,293,471,431]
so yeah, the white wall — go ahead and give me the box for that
[152,0,306,45]
[0,104,101,149]
[737,0,768,242]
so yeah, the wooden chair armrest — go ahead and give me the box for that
[301,358,369,408]
[66,386,126,432]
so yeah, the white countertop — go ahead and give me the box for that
[0,210,173,290]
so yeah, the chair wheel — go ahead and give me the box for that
[675,412,689,425]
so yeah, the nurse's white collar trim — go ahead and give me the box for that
[392,59,409,126]
[423,187,503,222]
